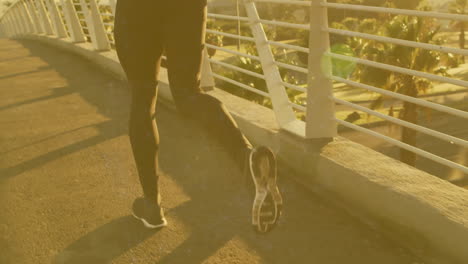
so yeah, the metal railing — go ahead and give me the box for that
[0,0,466,177]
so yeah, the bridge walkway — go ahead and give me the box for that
[0,39,419,264]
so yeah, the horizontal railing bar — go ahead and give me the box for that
[322,2,468,22]
[267,40,309,53]
[326,52,468,88]
[206,29,255,42]
[282,81,307,93]
[330,76,468,119]
[325,27,468,57]
[212,73,270,97]
[254,0,311,7]
[258,19,309,30]
[332,97,468,147]
[204,44,260,60]
[102,22,113,27]
[209,59,265,79]
[290,101,306,112]
[275,61,308,74]
[207,13,249,22]
[335,119,468,173]
[99,13,114,17]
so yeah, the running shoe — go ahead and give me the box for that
[132,197,168,229]
[248,146,283,233]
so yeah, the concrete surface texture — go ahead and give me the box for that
[0,38,421,263]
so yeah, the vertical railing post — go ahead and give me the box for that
[80,0,110,51]
[35,0,54,35]
[26,0,45,34]
[108,0,116,16]
[0,19,7,37]
[3,21,10,37]
[12,6,26,35]
[89,0,110,50]
[6,15,13,37]
[201,48,215,91]
[6,14,15,37]
[61,0,85,42]
[243,0,296,129]
[12,10,24,36]
[14,2,29,33]
[45,0,68,38]
[7,13,19,37]
[0,20,5,37]
[0,23,5,38]
[305,0,337,138]
[19,1,36,34]
[22,0,39,33]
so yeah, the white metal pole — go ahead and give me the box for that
[80,0,110,50]
[0,24,5,38]
[3,15,12,37]
[22,0,39,33]
[12,10,24,36]
[12,7,27,35]
[26,0,45,34]
[201,48,215,91]
[305,0,337,138]
[46,0,68,38]
[0,18,6,37]
[108,0,116,16]
[35,0,54,35]
[89,0,110,50]
[18,1,35,34]
[61,0,85,42]
[2,14,11,37]
[243,0,296,128]
[0,19,7,37]
[8,13,19,37]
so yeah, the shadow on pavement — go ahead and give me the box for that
[1,40,128,183]
[53,216,161,264]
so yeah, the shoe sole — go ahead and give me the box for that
[132,213,168,229]
[249,147,283,233]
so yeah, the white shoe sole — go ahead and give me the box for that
[249,147,283,233]
[132,213,168,229]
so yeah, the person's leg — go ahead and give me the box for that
[163,0,252,170]
[163,0,283,233]
[114,0,163,205]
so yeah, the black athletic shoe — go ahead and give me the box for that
[248,146,283,233]
[132,197,168,229]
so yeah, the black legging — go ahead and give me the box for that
[113,0,252,203]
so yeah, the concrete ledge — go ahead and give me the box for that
[279,133,468,264]
[14,34,468,264]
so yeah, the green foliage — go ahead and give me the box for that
[214,42,307,109]
[331,11,454,164]
[215,43,269,106]
[333,14,451,98]
[206,21,224,57]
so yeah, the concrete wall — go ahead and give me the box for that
[14,34,468,264]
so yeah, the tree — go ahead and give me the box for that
[333,14,451,165]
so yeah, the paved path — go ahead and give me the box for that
[0,39,420,264]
